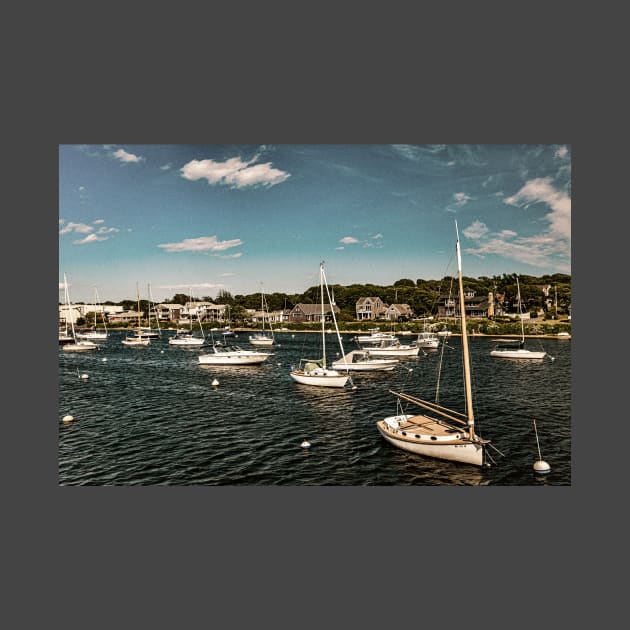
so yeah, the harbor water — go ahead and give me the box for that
[59,331,571,485]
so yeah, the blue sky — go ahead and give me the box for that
[59,144,571,304]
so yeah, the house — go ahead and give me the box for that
[108,310,144,324]
[289,303,341,323]
[355,297,387,320]
[436,288,490,319]
[384,303,413,321]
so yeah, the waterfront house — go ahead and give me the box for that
[289,303,341,323]
[355,297,387,320]
[384,303,413,321]
[436,288,489,319]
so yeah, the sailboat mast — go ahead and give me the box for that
[517,276,525,343]
[455,222,475,440]
[64,273,76,339]
[320,262,326,366]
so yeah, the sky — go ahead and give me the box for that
[59,144,571,304]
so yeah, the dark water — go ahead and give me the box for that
[58,331,571,485]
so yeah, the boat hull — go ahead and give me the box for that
[249,336,274,346]
[376,417,484,466]
[76,332,108,340]
[290,369,348,387]
[198,352,268,365]
[365,346,419,357]
[169,338,205,346]
[490,348,546,359]
[122,338,150,346]
[63,341,98,352]
[332,362,396,371]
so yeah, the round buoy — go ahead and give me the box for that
[102,357,107,362]
[62,415,74,423]
[351,385,358,390]
[534,460,551,474]
[300,440,311,449]
[161,350,164,354]
[80,373,89,380]
[211,378,219,386]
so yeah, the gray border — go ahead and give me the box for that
[9,6,598,628]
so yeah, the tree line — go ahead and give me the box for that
[77,273,571,321]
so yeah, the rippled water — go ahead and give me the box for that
[59,330,571,485]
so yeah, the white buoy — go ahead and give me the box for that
[533,418,551,474]
[211,378,219,386]
[102,357,107,362]
[161,350,164,354]
[62,415,74,423]
[300,440,311,449]
[80,373,89,380]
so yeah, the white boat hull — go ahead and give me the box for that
[365,346,419,357]
[76,332,108,340]
[490,348,546,359]
[122,337,150,346]
[332,361,396,371]
[169,337,205,346]
[290,369,349,387]
[198,351,269,365]
[376,416,484,466]
[249,335,274,346]
[63,341,98,352]
[332,350,398,371]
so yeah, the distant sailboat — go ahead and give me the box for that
[249,283,275,346]
[289,262,350,388]
[62,273,99,352]
[490,276,547,360]
[169,289,205,347]
[133,284,161,339]
[75,285,108,341]
[122,283,151,346]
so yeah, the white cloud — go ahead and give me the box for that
[463,220,489,239]
[554,145,569,159]
[180,156,290,189]
[60,219,119,243]
[78,186,86,191]
[158,235,244,253]
[462,177,571,271]
[160,163,172,170]
[215,252,242,259]
[73,233,109,245]
[335,246,345,250]
[340,236,360,244]
[504,177,571,241]
[220,273,236,277]
[453,192,472,207]
[113,148,142,163]
[59,221,94,235]
[371,233,383,239]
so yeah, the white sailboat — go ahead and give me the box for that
[198,342,270,365]
[415,319,439,349]
[355,327,398,345]
[332,349,399,372]
[376,222,491,467]
[359,338,420,357]
[62,273,99,352]
[490,276,547,360]
[289,262,350,388]
[75,286,108,341]
[122,284,151,346]
[169,289,205,346]
[133,284,161,339]
[249,283,275,346]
